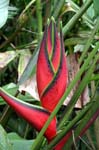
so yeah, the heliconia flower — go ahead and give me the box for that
[0,88,56,141]
[0,18,99,150]
[0,87,73,150]
[36,19,68,112]
[1,88,99,150]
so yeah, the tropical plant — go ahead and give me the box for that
[0,0,99,150]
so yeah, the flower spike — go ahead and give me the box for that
[37,19,68,112]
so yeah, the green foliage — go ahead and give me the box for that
[93,0,99,16]
[0,125,12,150]
[0,0,99,150]
[0,125,34,150]
[0,0,9,28]
[9,132,34,150]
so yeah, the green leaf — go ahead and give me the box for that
[0,83,38,105]
[0,83,18,105]
[18,50,31,79]
[93,0,99,16]
[0,0,10,28]
[0,125,12,150]
[12,140,33,150]
[83,0,95,19]
[10,140,34,150]
[18,48,38,85]
[7,132,22,140]
[7,133,34,150]
[0,127,34,150]
[8,6,18,19]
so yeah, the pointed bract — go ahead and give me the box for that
[0,88,56,141]
[37,20,68,112]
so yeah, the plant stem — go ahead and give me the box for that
[94,117,99,149]
[69,0,94,29]
[86,130,96,150]
[0,106,13,127]
[57,46,99,130]
[47,53,99,149]
[36,0,42,41]
[47,102,93,149]
[79,17,99,64]
[21,0,36,15]
[63,92,99,149]
[44,0,51,23]
[31,43,99,150]
[0,0,36,49]
[0,90,19,127]
[63,0,93,36]
[52,0,65,19]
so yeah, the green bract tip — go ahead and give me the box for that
[47,18,50,25]
[51,16,55,23]
[60,21,62,31]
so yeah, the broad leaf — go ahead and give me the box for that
[18,50,39,100]
[93,0,99,16]
[0,125,12,150]
[8,132,34,150]
[0,83,38,105]
[0,0,9,28]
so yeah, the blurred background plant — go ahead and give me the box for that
[0,0,99,150]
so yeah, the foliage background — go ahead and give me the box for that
[0,0,99,150]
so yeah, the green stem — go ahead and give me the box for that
[47,102,93,149]
[0,0,36,50]
[90,74,99,81]
[79,18,99,64]
[0,90,19,127]
[0,106,13,127]
[47,54,99,149]
[36,0,42,40]
[44,0,51,23]
[31,43,99,150]
[24,123,30,138]
[52,0,65,19]
[57,45,99,130]
[94,117,99,149]
[69,0,94,29]
[65,37,87,46]
[21,0,36,15]
[63,0,93,36]
[85,130,96,150]
[63,92,99,149]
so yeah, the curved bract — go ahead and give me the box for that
[0,18,98,150]
[0,19,69,150]
[37,19,68,112]
[0,88,56,141]
[0,88,73,150]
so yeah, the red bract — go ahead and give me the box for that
[0,19,69,150]
[37,20,68,112]
[0,19,98,150]
[54,131,72,150]
[0,88,57,141]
